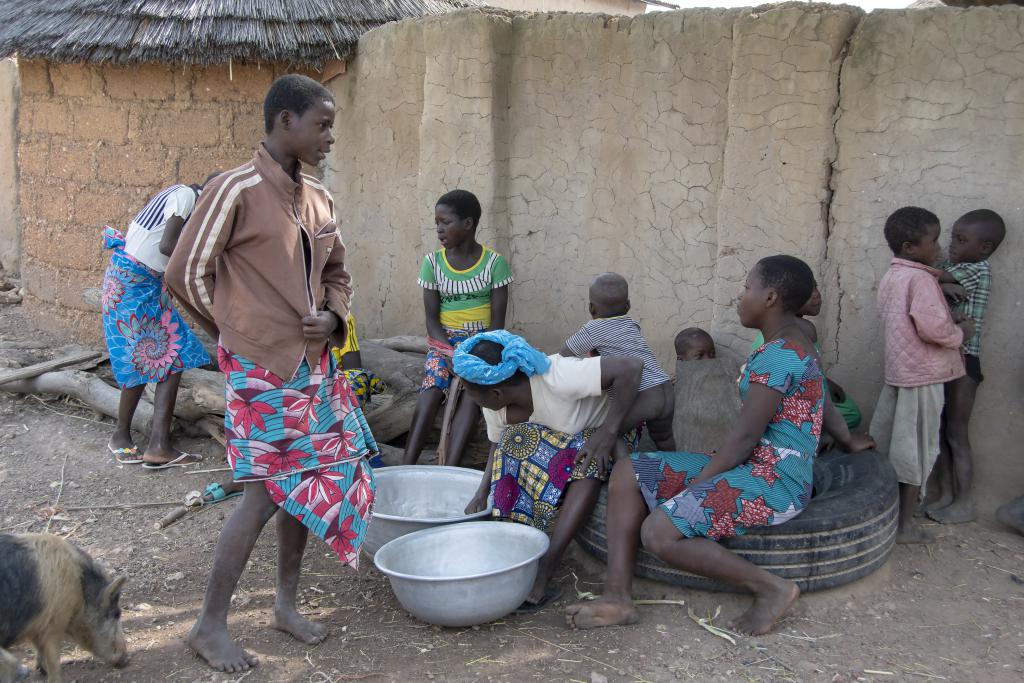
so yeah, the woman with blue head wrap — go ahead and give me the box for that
[453,330,645,613]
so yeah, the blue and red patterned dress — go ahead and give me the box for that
[631,338,824,539]
[100,227,210,388]
[219,346,377,567]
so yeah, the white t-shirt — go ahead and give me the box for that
[123,184,197,273]
[482,354,608,443]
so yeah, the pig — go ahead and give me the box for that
[0,533,129,683]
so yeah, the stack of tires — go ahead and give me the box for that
[575,449,898,593]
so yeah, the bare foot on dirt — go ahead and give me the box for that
[731,579,799,636]
[272,608,328,645]
[187,623,258,673]
[565,597,639,629]
[996,495,1024,536]
[896,522,937,545]
[927,500,976,524]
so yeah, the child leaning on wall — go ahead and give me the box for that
[869,206,973,545]
[925,209,1006,525]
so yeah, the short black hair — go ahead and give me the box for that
[264,74,335,134]
[436,189,482,229]
[884,206,939,255]
[755,255,816,313]
[590,272,629,312]
[674,327,714,355]
[957,209,1006,252]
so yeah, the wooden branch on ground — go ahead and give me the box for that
[359,340,425,394]
[362,392,419,444]
[375,443,437,467]
[198,416,226,446]
[0,369,155,434]
[0,349,104,386]
[145,368,226,421]
[367,335,428,355]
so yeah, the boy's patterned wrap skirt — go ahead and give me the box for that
[219,346,378,568]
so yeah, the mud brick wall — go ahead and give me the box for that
[15,60,303,338]
[326,5,1024,514]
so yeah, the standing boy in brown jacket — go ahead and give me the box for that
[166,75,378,674]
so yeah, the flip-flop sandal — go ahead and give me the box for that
[109,444,143,465]
[512,586,564,616]
[141,452,204,470]
[203,482,242,504]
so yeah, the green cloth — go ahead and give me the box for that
[417,246,513,332]
[832,391,862,429]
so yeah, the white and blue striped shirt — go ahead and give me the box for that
[565,316,671,391]
[123,184,197,273]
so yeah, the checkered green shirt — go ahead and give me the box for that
[939,259,991,356]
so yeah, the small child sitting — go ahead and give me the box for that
[926,209,1005,524]
[869,206,973,544]
[330,312,385,407]
[674,327,716,361]
[561,272,675,450]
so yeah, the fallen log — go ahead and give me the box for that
[362,392,419,444]
[1,369,155,434]
[0,349,104,386]
[359,340,424,394]
[145,368,225,421]
[367,335,428,355]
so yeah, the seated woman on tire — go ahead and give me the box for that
[455,330,644,614]
[565,255,873,636]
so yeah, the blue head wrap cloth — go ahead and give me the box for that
[453,330,551,386]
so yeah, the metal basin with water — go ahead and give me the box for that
[374,521,550,627]
[362,465,491,558]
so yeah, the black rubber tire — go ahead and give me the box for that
[575,449,898,593]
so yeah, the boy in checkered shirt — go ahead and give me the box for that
[927,209,1006,524]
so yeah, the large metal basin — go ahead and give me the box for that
[374,521,549,627]
[362,465,491,558]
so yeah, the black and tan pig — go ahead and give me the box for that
[0,533,129,683]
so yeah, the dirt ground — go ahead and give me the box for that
[2,304,1024,683]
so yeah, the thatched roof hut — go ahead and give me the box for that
[0,0,476,67]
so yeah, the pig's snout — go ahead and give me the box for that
[107,636,130,668]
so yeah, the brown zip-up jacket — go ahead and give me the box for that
[166,144,351,379]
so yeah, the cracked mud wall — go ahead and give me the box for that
[322,5,1024,512]
[713,4,861,354]
[829,7,1024,511]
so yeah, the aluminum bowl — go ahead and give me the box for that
[362,465,492,559]
[374,521,550,627]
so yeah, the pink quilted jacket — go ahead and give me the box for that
[877,258,965,388]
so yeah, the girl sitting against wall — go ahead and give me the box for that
[402,190,513,466]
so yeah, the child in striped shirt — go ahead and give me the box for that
[927,209,1005,525]
[561,272,675,451]
[402,189,513,466]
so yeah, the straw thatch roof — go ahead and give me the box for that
[0,0,477,67]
